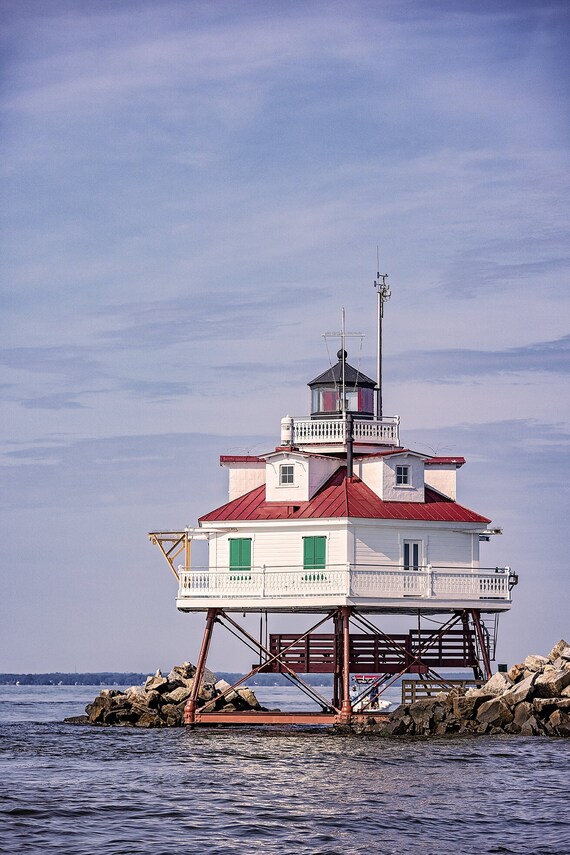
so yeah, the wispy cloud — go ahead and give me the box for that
[20,392,87,410]
[389,335,570,383]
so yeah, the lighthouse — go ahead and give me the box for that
[150,285,517,727]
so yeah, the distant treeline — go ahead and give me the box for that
[0,671,334,687]
[0,672,147,686]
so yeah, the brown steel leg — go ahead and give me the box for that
[471,609,492,680]
[341,606,352,718]
[332,610,342,708]
[184,608,218,725]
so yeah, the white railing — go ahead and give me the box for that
[177,564,513,603]
[291,416,400,446]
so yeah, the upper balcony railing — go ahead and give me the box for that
[292,416,400,447]
[176,563,515,605]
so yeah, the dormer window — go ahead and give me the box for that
[396,465,410,486]
[279,464,295,485]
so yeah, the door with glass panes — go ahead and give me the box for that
[403,540,422,571]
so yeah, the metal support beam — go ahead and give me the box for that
[205,611,339,713]
[185,608,218,725]
[471,609,492,679]
[341,606,352,718]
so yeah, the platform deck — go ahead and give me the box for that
[191,710,390,726]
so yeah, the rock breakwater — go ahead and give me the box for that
[67,661,263,727]
[358,639,570,737]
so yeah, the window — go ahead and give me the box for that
[303,536,326,581]
[229,538,252,580]
[358,387,374,413]
[403,540,422,571]
[279,464,294,485]
[396,465,410,486]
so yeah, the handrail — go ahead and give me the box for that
[176,563,514,602]
[401,678,484,704]
[177,563,512,574]
[291,416,400,446]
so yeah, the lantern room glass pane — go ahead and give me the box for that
[358,388,374,413]
[312,387,339,414]
[312,385,374,415]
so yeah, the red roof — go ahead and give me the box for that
[220,455,263,464]
[425,456,466,467]
[199,467,490,524]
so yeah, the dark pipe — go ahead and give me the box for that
[346,413,354,478]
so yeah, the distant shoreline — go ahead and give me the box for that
[0,671,336,687]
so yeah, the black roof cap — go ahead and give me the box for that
[308,359,376,388]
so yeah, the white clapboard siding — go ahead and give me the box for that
[353,525,400,566]
[208,524,348,570]
[353,523,477,568]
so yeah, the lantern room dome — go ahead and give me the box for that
[308,352,376,420]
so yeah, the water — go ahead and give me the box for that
[1,686,569,855]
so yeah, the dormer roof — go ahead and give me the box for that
[199,467,490,524]
[424,456,466,467]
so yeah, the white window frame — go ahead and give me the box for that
[395,464,410,486]
[279,463,295,485]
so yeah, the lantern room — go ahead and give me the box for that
[309,349,376,420]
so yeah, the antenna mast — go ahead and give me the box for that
[374,250,391,420]
[340,307,346,416]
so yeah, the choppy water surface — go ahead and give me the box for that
[1,687,569,855]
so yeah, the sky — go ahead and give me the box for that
[1,0,569,675]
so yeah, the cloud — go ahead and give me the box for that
[388,334,570,383]
[0,345,104,382]
[96,286,325,349]
[20,392,86,410]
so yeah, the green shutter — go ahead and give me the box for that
[303,536,326,579]
[314,536,326,569]
[229,538,251,578]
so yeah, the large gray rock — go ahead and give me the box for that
[408,698,440,732]
[476,697,513,727]
[168,661,196,685]
[523,655,549,672]
[85,694,113,723]
[507,662,526,683]
[513,701,534,728]
[548,709,570,736]
[453,693,488,720]
[162,685,193,705]
[547,639,570,662]
[198,682,216,702]
[481,672,514,696]
[465,687,496,700]
[502,674,537,707]
[214,679,239,704]
[519,715,540,736]
[534,668,570,698]
[125,686,147,704]
[236,687,261,710]
[144,670,169,693]
[533,697,570,715]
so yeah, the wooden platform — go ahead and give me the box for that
[191,710,390,726]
